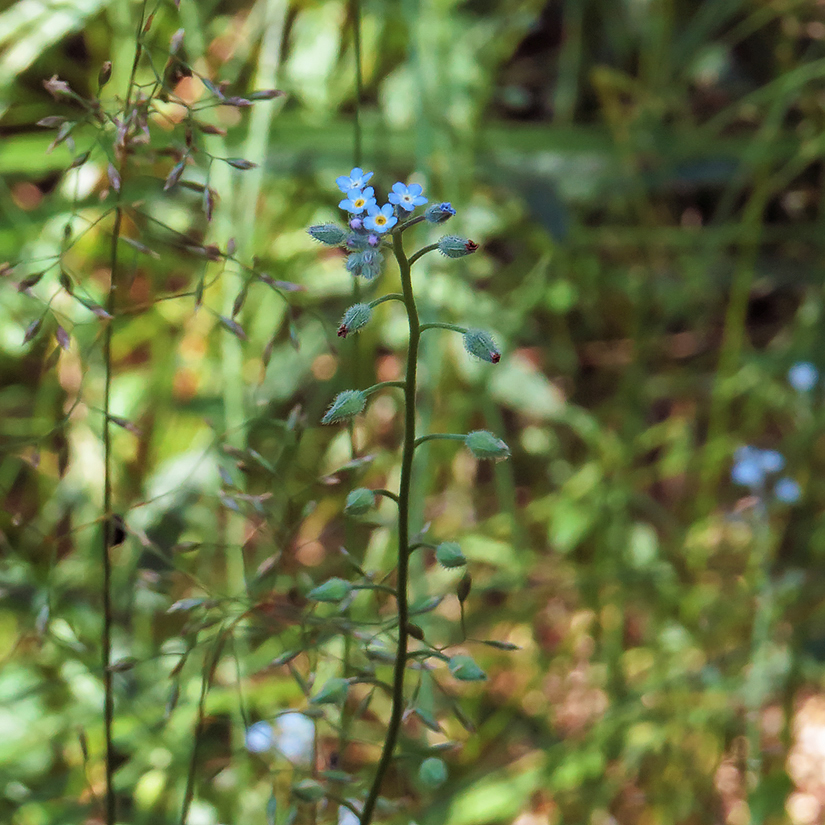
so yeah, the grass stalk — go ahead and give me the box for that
[99,5,147,822]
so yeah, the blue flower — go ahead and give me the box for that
[731,446,786,489]
[339,186,376,215]
[788,361,818,392]
[388,181,427,212]
[775,477,801,504]
[245,721,274,753]
[336,167,373,193]
[274,712,315,764]
[731,455,764,488]
[364,203,398,234]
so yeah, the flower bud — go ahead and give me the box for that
[322,389,366,424]
[308,577,353,602]
[425,202,456,223]
[419,757,448,789]
[345,487,376,515]
[308,223,347,245]
[349,217,363,230]
[463,329,500,363]
[338,303,372,338]
[465,430,510,460]
[436,541,466,569]
[98,61,112,89]
[448,654,486,681]
[437,235,479,258]
[345,249,383,280]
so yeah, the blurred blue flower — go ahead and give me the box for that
[338,803,361,825]
[336,167,373,193]
[788,361,818,392]
[388,181,427,212]
[245,721,274,753]
[274,712,315,764]
[731,454,765,488]
[364,203,397,234]
[774,477,801,503]
[339,186,376,215]
[759,450,785,474]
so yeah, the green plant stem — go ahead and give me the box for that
[372,488,400,503]
[368,292,404,308]
[100,6,147,823]
[359,232,419,825]
[413,432,465,449]
[419,322,466,334]
[363,380,406,396]
[395,215,426,233]
[407,243,438,267]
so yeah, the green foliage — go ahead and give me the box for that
[4,1,825,825]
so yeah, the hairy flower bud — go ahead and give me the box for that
[349,217,363,231]
[338,303,372,338]
[345,487,376,516]
[436,541,466,569]
[425,202,456,223]
[345,249,383,280]
[463,329,500,363]
[308,223,347,245]
[321,389,366,424]
[437,235,479,258]
[465,430,510,460]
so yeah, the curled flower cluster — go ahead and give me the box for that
[308,167,475,283]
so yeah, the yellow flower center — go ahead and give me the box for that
[375,215,387,226]
[354,198,365,208]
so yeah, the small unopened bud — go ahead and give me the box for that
[465,430,510,460]
[367,234,380,247]
[463,329,500,363]
[307,223,347,245]
[425,202,456,223]
[436,541,466,569]
[437,235,479,258]
[338,303,373,338]
[345,487,376,516]
[44,75,72,99]
[350,217,363,230]
[98,61,112,89]
[321,389,366,424]
[346,250,383,280]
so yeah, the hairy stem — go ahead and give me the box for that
[360,232,419,825]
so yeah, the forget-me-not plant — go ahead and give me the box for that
[307,168,510,825]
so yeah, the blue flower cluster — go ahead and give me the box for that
[731,446,801,503]
[788,361,819,393]
[308,167,458,281]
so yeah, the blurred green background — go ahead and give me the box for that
[4,1,825,824]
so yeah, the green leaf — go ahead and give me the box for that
[307,578,352,603]
[310,677,349,705]
[291,779,325,802]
